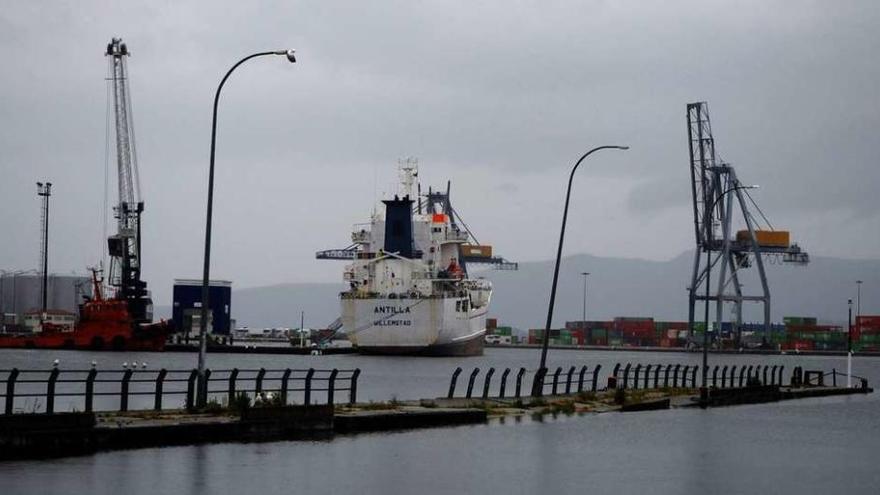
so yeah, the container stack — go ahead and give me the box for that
[857,316,880,351]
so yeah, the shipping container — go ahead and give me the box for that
[460,244,493,258]
[736,229,790,247]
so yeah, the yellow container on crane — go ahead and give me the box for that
[736,230,790,248]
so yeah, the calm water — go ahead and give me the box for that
[1,348,878,494]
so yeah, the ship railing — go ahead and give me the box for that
[446,362,856,399]
[0,367,361,415]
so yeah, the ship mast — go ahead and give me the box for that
[105,38,152,324]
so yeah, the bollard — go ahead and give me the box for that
[565,366,575,395]
[155,369,168,411]
[304,368,316,405]
[186,369,198,411]
[499,368,511,398]
[120,368,133,412]
[466,368,480,399]
[592,364,602,392]
[644,365,652,389]
[577,366,588,393]
[482,368,496,399]
[515,368,526,398]
[280,369,292,405]
[47,368,60,414]
[228,368,240,405]
[712,366,719,388]
[551,367,562,395]
[327,369,339,405]
[448,367,463,398]
[349,369,361,404]
[622,364,632,390]
[85,368,97,413]
[255,368,266,394]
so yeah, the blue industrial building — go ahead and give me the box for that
[172,279,232,335]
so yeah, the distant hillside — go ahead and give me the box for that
[157,252,878,330]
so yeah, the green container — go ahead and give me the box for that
[591,328,607,338]
[609,338,622,346]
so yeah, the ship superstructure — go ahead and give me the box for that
[317,159,515,355]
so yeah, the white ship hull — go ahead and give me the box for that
[342,296,488,356]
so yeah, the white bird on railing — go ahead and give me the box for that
[123,362,128,369]
[52,359,59,367]
[141,362,147,369]
[131,361,138,368]
[91,360,97,368]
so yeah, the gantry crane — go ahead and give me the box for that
[104,38,152,325]
[686,102,808,345]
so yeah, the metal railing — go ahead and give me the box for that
[0,367,360,415]
[446,362,812,399]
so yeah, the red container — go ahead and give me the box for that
[856,316,880,327]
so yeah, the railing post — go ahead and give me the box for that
[746,365,754,385]
[633,364,642,390]
[327,369,339,405]
[499,368,511,398]
[612,363,621,379]
[577,366,588,393]
[466,368,480,399]
[530,368,546,397]
[482,368,496,399]
[120,368,133,412]
[448,367,463,398]
[770,365,778,385]
[5,368,19,415]
[672,365,681,388]
[564,366,575,395]
[551,367,562,395]
[712,366,719,388]
[186,369,198,411]
[280,368,292,405]
[515,368,526,398]
[154,369,167,411]
[832,368,837,387]
[349,369,361,404]
[721,366,729,388]
[644,365,652,389]
[739,367,747,388]
[729,365,737,388]
[692,366,699,388]
[663,365,671,388]
[228,368,239,405]
[654,365,661,389]
[304,368,315,405]
[46,368,60,414]
[85,368,97,413]
[778,366,784,386]
[682,366,691,388]
[622,364,631,389]
[255,367,266,394]
[592,364,602,392]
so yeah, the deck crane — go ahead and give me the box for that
[104,38,152,325]
[686,102,808,346]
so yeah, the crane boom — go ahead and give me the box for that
[105,38,151,325]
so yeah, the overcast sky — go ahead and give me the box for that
[1,1,878,305]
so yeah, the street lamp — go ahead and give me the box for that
[848,298,853,388]
[534,145,629,395]
[856,280,862,326]
[699,182,758,408]
[581,272,590,326]
[197,49,296,407]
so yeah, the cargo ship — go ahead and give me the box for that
[317,159,516,356]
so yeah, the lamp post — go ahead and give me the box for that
[856,280,862,330]
[581,272,590,326]
[36,182,52,320]
[197,49,296,407]
[848,298,853,388]
[699,182,758,408]
[533,146,629,395]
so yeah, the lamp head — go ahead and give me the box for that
[275,49,296,63]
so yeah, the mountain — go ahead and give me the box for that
[157,252,878,330]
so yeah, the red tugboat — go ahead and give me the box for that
[0,39,170,351]
[0,270,170,351]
